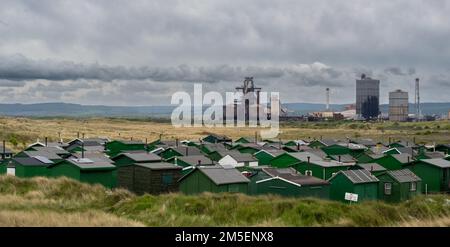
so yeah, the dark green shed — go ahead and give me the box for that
[13,157,53,178]
[376,169,421,203]
[254,167,330,199]
[119,162,182,195]
[202,134,232,144]
[48,158,117,188]
[404,158,450,193]
[112,152,161,167]
[179,166,249,194]
[374,153,413,170]
[105,140,147,157]
[328,169,379,202]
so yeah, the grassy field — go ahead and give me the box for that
[1,175,450,227]
[0,116,449,151]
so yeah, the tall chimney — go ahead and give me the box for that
[326,88,330,111]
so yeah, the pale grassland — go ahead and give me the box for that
[1,176,450,227]
[0,116,449,151]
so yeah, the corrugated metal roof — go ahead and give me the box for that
[13,157,48,166]
[387,169,421,183]
[23,151,62,160]
[67,158,115,170]
[136,162,182,170]
[262,168,329,186]
[171,146,203,156]
[357,163,387,172]
[337,169,379,184]
[199,166,250,185]
[391,153,413,164]
[226,153,257,162]
[420,158,450,168]
[176,155,214,166]
[330,154,356,163]
[121,152,161,162]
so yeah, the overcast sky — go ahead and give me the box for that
[0,0,449,106]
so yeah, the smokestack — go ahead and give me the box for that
[415,78,421,121]
[297,143,300,151]
[45,137,48,147]
[407,156,410,163]
[198,160,201,166]
[185,147,188,156]
[176,138,179,147]
[307,156,310,163]
[338,155,341,162]
[326,88,330,111]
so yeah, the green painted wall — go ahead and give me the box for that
[322,145,351,156]
[254,152,274,166]
[255,178,330,199]
[294,162,352,180]
[374,155,405,170]
[160,149,183,160]
[329,173,378,202]
[106,141,146,157]
[376,174,422,203]
[355,153,376,163]
[406,162,450,193]
[15,164,49,178]
[179,169,248,194]
[270,154,300,168]
[49,161,116,188]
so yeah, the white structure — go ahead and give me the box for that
[389,89,409,122]
[218,153,258,168]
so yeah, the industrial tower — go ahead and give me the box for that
[414,78,421,121]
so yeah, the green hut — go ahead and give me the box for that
[308,139,338,149]
[253,149,285,166]
[230,143,262,154]
[294,159,355,180]
[13,157,53,178]
[202,134,232,144]
[376,169,421,203]
[253,168,330,199]
[404,158,450,193]
[235,137,252,144]
[105,140,147,157]
[167,155,214,168]
[112,152,162,167]
[48,158,117,188]
[118,162,182,195]
[373,153,413,170]
[158,146,202,160]
[328,169,379,202]
[353,163,387,176]
[179,166,249,194]
[435,144,450,155]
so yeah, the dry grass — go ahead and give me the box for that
[1,116,449,151]
[398,216,450,227]
[0,210,143,227]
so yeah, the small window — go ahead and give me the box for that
[162,173,173,185]
[410,182,417,192]
[305,170,313,176]
[384,183,392,195]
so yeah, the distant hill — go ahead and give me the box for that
[0,102,448,117]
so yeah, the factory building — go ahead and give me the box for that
[389,90,409,122]
[356,74,380,120]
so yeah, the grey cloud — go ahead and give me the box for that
[0,79,25,87]
[384,67,416,76]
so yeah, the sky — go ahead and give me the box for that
[0,0,450,106]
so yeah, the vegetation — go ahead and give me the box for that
[1,175,450,227]
[0,116,449,151]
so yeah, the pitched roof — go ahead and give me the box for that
[333,169,379,184]
[419,158,450,168]
[169,146,203,156]
[317,139,339,146]
[136,162,182,170]
[224,153,257,162]
[287,152,323,162]
[352,139,377,147]
[22,151,63,160]
[391,153,413,164]
[66,158,115,170]
[330,154,356,163]
[386,169,421,183]
[72,153,113,163]
[13,157,52,166]
[113,152,161,162]
[197,166,250,185]
[175,155,215,166]
[357,163,387,172]
[33,146,70,155]
[423,151,446,159]
[261,168,329,186]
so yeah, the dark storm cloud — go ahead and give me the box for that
[0,54,347,87]
[0,0,450,105]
